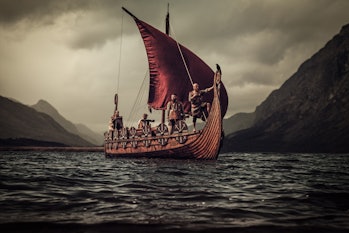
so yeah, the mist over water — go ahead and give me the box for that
[1,151,349,232]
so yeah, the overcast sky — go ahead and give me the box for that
[1,0,349,133]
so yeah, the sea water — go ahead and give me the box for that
[0,151,348,232]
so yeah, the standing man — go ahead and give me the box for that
[167,93,184,134]
[188,83,213,132]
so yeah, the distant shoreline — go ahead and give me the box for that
[0,146,104,152]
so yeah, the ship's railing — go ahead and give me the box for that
[104,120,191,149]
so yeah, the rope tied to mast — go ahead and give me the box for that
[113,8,125,112]
[169,21,194,86]
[116,9,124,94]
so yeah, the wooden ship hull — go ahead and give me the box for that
[104,83,222,160]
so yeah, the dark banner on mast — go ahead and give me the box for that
[166,4,170,35]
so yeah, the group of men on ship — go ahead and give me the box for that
[108,81,214,139]
[109,61,222,138]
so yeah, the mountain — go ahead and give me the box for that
[223,112,255,136]
[0,96,93,147]
[31,100,103,145]
[31,100,78,133]
[75,123,103,146]
[223,24,349,153]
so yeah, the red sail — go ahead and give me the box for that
[125,9,228,117]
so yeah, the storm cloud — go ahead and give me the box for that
[1,0,349,132]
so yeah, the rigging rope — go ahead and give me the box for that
[116,10,124,93]
[170,21,194,86]
[126,70,149,126]
[117,8,150,126]
[171,20,210,122]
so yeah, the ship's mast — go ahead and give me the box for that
[166,3,170,35]
[161,4,171,124]
[161,3,170,124]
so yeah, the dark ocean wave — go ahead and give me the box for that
[1,221,348,233]
[0,152,349,232]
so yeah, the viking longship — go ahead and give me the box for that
[104,7,229,159]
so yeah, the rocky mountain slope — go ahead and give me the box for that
[31,100,103,145]
[0,96,94,147]
[223,24,349,153]
[223,112,255,136]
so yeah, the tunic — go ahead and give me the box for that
[188,88,210,118]
[167,100,184,120]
